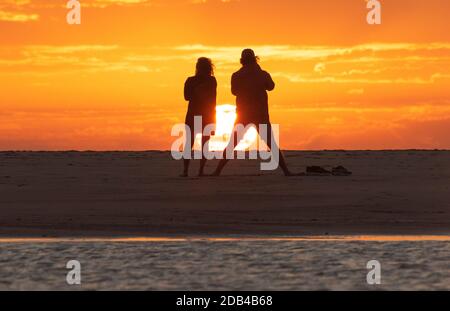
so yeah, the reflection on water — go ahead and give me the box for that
[0,239,449,290]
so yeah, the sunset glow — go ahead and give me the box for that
[1,0,449,150]
[194,104,259,151]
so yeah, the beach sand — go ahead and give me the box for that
[0,150,449,237]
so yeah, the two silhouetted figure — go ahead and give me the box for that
[182,49,296,177]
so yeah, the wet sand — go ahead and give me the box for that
[0,151,449,237]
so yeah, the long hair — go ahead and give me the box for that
[195,57,214,77]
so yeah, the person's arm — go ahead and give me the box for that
[265,71,275,91]
[212,77,217,106]
[231,73,238,96]
[184,77,192,101]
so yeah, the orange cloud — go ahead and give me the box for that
[0,10,38,22]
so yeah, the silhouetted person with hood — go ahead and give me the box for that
[212,49,296,176]
[182,57,217,177]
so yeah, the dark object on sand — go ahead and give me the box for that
[306,166,332,176]
[332,166,352,176]
[305,165,352,176]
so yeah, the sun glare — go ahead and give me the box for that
[194,104,259,152]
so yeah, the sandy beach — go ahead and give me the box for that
[0,150,449,237]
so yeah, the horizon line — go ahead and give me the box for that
[0,149,449,153]
[1,235,450,243]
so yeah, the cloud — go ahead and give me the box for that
[1,42,449,85]
[0,0,31,7]
[0,10,38,22]
[0,45,158,75]
[347,88,365,95]
[0,0,210,10]
[1,42,449,150]
[281,101,450,150]
[24,45,119,54]
[82,0,156,8]
[314,63,326,73]
[0,110,171,151]
[174,43,450,62]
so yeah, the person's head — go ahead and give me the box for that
[195,57,214,76]
[240,49,259,66]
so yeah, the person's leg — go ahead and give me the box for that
[198,135,211,176]
[181,130,196,177]
[211,129,242,176]
[182,159,190,177]
[261,123,294,176]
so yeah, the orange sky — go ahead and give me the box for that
[1,0,450,150]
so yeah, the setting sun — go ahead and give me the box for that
[194,104,259,151]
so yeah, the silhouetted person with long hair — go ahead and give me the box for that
[212,49,296,176]
[182,57,217,177]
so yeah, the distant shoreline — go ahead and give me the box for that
[1,235,450,243]
[1,149,450,152]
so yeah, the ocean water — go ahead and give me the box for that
[0,240,449,291]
